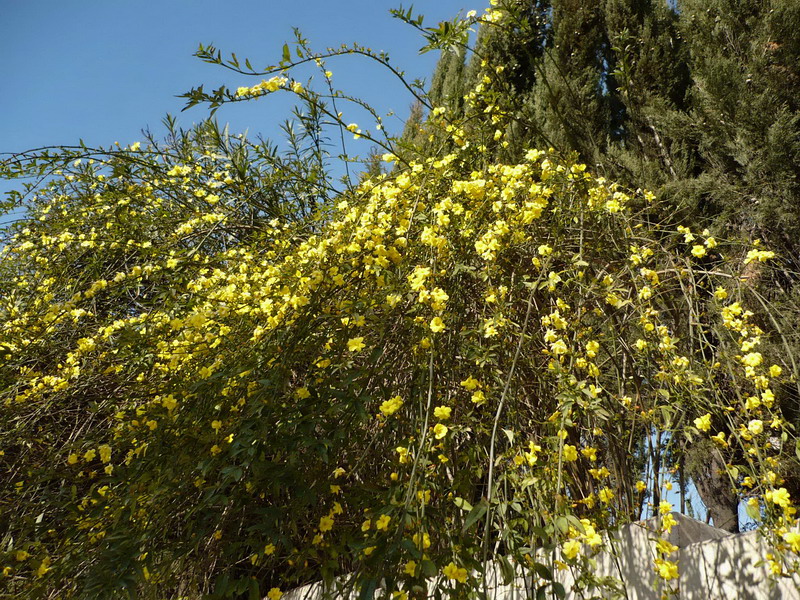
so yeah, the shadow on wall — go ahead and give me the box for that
[280,513,800,600]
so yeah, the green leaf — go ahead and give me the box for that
[421,559,437,578]
[552,581,566,599]
[283,43,291,64]
[502,428,515,445]
[746,500,761,521]
[248,578,260,600]
[462,499,488,531]
[453,496,473,511]
[358,578,378,600]
[498,555,515,585]
[532,562,552,581]
[554,516,569,535]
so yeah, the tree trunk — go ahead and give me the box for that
[691,447,739,533]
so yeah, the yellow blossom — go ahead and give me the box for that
[379,396,403,417]
[375,514,391,531]
[347,337,366,352]
[563,444,578,462]
[655,559,678,580]
[442,561,468,583]
[319,515,334,532]
[694,413,711,432]
[429,316,446,333]
[460,376,479,390]
[765,487,791,508]
[562,540,581,560]
[434,405,452,420]
[783,531,800,553]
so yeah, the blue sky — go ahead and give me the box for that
[0,1,476,223]
[1,1,472,154]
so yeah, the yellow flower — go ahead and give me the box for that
[745,395,761,410]
[35,556,50,577]
[714,286,728,300]
[694,413,711,432]
[655,559,678,580]
[211,420,222,431]
[375,514,391,531]
[347,337,366,352]
[563,444,578,462]
[162,395,178,411]
[747,419,764,435]
[711,431,727,447]
[783,531,800,553]
[471,390,486,405]
[433,405,452,420]
[264,543,275,555]
[319,515,334,532]
[379,396,403,417]
[659,500,672,515]
[210,444,222,455]
[461,376,479,390]
[396,446,410,464]
[295,387,311,399]
[635,480,647,492]
[561,540,581,560]
[67,453,78,465]
[741,352,763,368]
[442,561,468,583]
[765,487,791,508]
[598,488,614,504]
[769,364,783,378]
[404,560,417,575]
[691,244,706,258]
[267,588,283,600]
[412,532,431,549]
[433,423,449,439]
[98,444,111,463]
[429,316,446,333]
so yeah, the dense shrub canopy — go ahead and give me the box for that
[2,4,800,599]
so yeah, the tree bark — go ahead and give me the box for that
[691,447,739,533]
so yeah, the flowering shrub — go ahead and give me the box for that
[2,6,799,599]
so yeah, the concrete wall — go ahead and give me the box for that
[280,514,800,600]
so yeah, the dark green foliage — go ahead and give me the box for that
[405,0,800,533]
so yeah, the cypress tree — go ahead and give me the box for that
[408,0,800,533]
